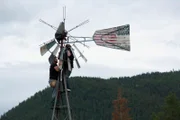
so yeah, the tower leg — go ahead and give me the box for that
[51,70,73,120]
[63,72,72,120]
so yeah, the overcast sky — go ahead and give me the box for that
[0,0,180,116]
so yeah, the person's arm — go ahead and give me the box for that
[54,61,62,71]
[67,49,74,60]
[58,60,63,69]
[67,50,71,57]
[54,65,60,71]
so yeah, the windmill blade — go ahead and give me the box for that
[52,44,60,56]
[40,39,56,56]
[39,19,57,30]
[70,47,80,68]
[48,44,60,64]
[73,44,87,62]
[63,6,66,23]
[67,19,89,33]
[93,24,130,51]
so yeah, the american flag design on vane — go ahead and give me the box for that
[93,24,130,51]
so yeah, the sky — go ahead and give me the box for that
[0,0,180,116]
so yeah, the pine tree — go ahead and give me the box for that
[112,88,131,120]
[152,92,180,120]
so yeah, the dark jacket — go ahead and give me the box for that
[63,48,74,70]
[49,63,59,80]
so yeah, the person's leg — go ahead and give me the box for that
[49,79,58,107]
[65,70,71,90]
[49,79,57,98]
[62,69,71,91]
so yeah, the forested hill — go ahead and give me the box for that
[0,70,180,120]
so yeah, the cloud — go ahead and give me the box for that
[0,0,61,24]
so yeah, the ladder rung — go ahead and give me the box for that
[60,105,67,109]
[51,105,67,110]
[58,90,71,93]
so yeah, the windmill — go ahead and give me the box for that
[39,6,130,120]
